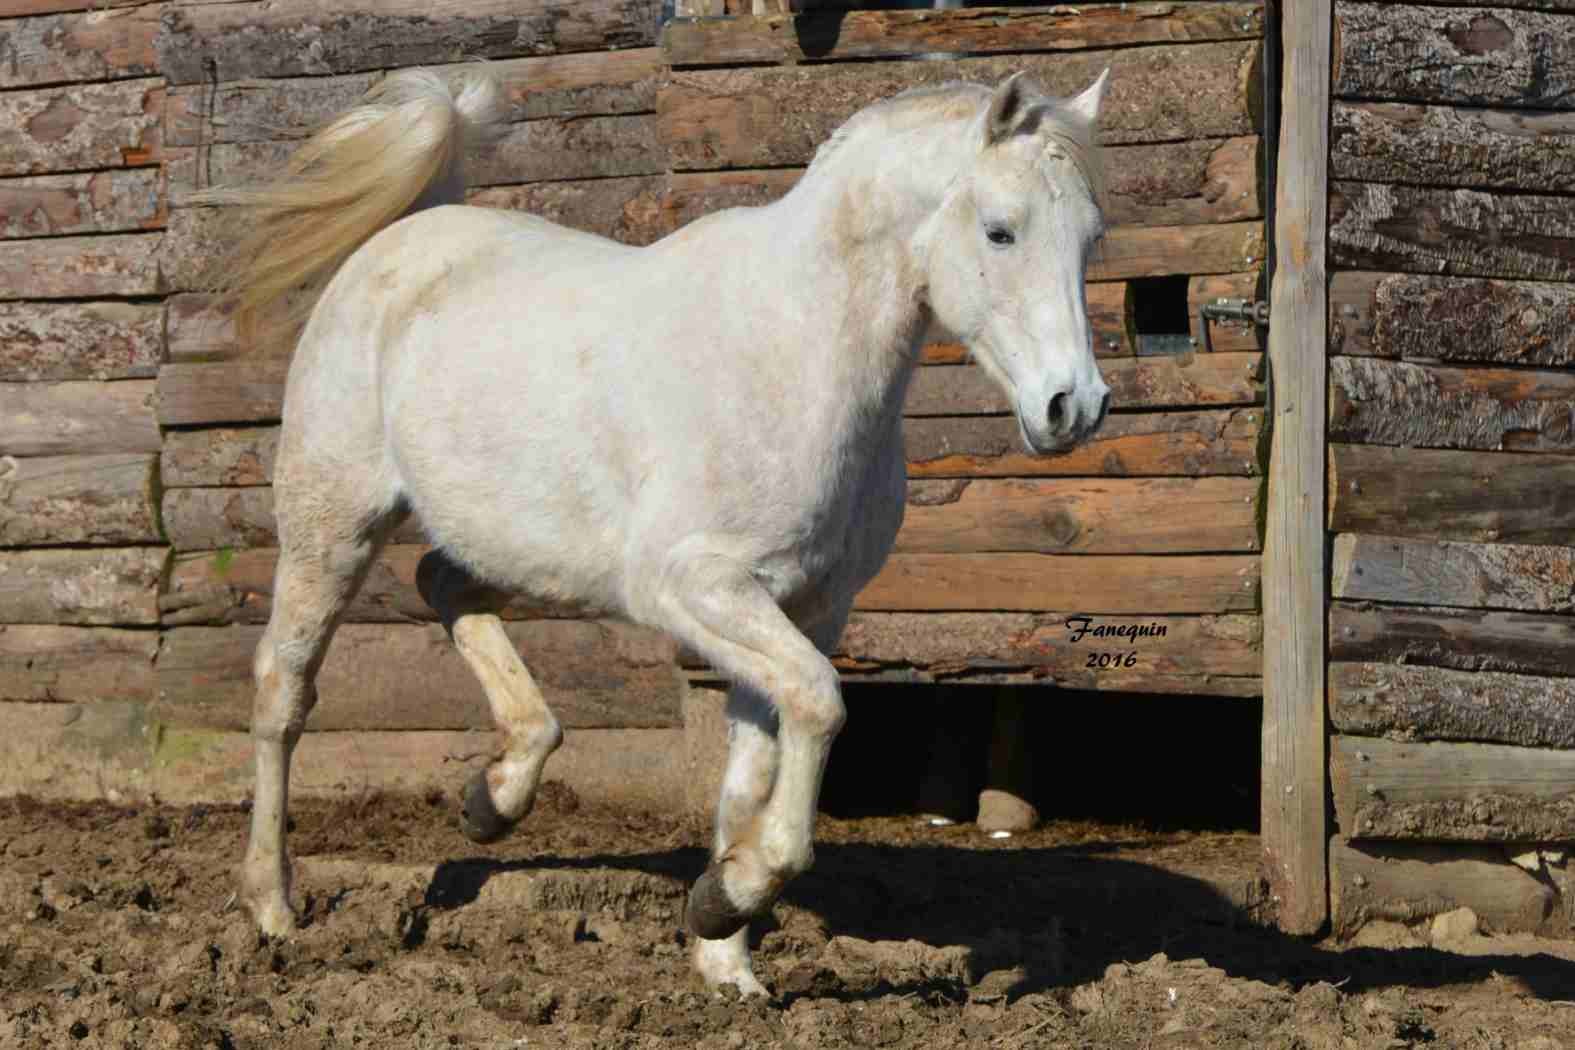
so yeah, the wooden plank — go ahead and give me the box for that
[157,1,659,84]
[0,5,161,90]
[161,486,427,552]
[1190,270,1263,352]
[1329,444,1575,544]
[1330,837,1563,940]
[1261,0,1330,935]
[0,625,156,704]
[0,453,159,547]
[898,477,1259,554]
[1090,222,1264,281]
[1333,2,1575,108]
[1331,735,1575,842]
[855,554,1260,614]
[0,380,159,456]
[906,354,1263,417]
[659,41,1261,169]
[163,73,377,149]
[0,232,161,299]
[469,114,663,188]
[0,1,159,15]
[1330,181,1575,282]
[1331,600,1575,679]
[663,3,1264,66]
[0,78,161,176]
[1328,272,1575,366]
[0,547,164,625]
[471,174,686,248]
[0,168,162,239]
[1330,358,1575,454]
[1332,101,1575,193]
[825,665,1263,697]
[905,408,1262,478]
[155,622,682,731]
[1330,661,1575,750]
[160,426,278,487]
[155,358,285,426]
[1332,534,1575,614]
[0,301,162,380]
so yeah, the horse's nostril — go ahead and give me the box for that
[1048,392,1069,432]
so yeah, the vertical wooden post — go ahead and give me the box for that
[1261,0,1331,934]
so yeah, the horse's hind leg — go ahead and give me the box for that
[417,552,562,841]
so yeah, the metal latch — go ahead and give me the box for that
[1197,297,1269,353]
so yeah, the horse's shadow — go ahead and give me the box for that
[416,838,1575,1003]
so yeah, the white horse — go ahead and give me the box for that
[197,65,1112,996]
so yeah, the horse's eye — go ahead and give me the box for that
[986,226,1015,247]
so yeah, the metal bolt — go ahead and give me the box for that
[1284,784,1294,795]
[1366,784,1380,797]
[1352,874,1367,889]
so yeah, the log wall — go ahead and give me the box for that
[1325,0,1575,938]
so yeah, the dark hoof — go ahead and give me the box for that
[458,769,513,845]
[686,862,751,941]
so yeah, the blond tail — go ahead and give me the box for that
[190,69,503,354]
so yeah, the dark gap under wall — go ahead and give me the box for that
[821,683,1261,832]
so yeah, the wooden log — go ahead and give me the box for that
[897,477,1259,554]
[0,547,164,625]
[807,664,1260,696]
[0,1,160,16]
[0,453,159,547]
[155,358,285,426]
[0,5,162,90]
[1332,534,1575,614]
[906,354,1263,417]
[1190,270,1262,352]
[0,301,162,380]
[1330,358,1575,454]
[163,73,377,149]
[1333,2,1575,109]
[1330,837,1562,940]
[0,168,162,239]
[163,142,293,210]
[0,380,159,456]
[0,625,155,705]
[1330,661,1575,750]
[1262,0,1330,934]
[160,426,278,487]
[468,175,669,247]
[0,232,161,299]
[1331,600,1575,680]
[155,622,682,732]
[1332,101,1575,193]
[663,3,1264,66]
[905,408,1262,478]
[855,553,1259,614]
[0,78,161,177]
[156,1,660,84]
[469,114,664,188]
[1330,181,1575,281]
[1331,735,1575,843]
[161,486,428,552]
[1091,222,1264,281]
[1329,444,1575,544]
[659,41,1261,169]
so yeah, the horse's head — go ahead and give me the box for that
[918,71,1112,454]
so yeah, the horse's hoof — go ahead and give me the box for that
[686,862,751,942]
[458,769,512,844]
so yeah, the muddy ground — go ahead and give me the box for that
[3,789,1573,1049]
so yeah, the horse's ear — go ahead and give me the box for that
[1062,68,1110,129]
[984,72,1034,146]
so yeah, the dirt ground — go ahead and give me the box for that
[3,789,1573,1050]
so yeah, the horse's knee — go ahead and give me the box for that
[788,660,845,739]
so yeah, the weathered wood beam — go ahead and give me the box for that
[160,427,277,487]
[659,41,1261,169]
[1329,272,1575,366]
[1333,2,1575,108]
[1330,661,1575,749]
[155,358,285,426]
[0,301,162,380]
[1331,600,1575,679]
[0,168,163,239]
[906,354,1263,417]
[0,78,162,177]
[1331,735,1575,842]
[155,1,660,85]
[1329,444,1575,544]
[0,454,159,547]
[1332,534,1575,613]
[161,487,427,552]
[1330,837,1562,940]
[0,4,161,90]
[1091,222,1264,281]
[155,622,682,731]
[0,625,156,705]
[1332,101,1575,192]
[905,409,1262,478]
[0,1,159,16]
[855,553,1260,614]
[1330,181,1575,281]
[0,232,162,299]
[0,380,159,456]
[662,3,1264,66]
[0,547,165,625]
